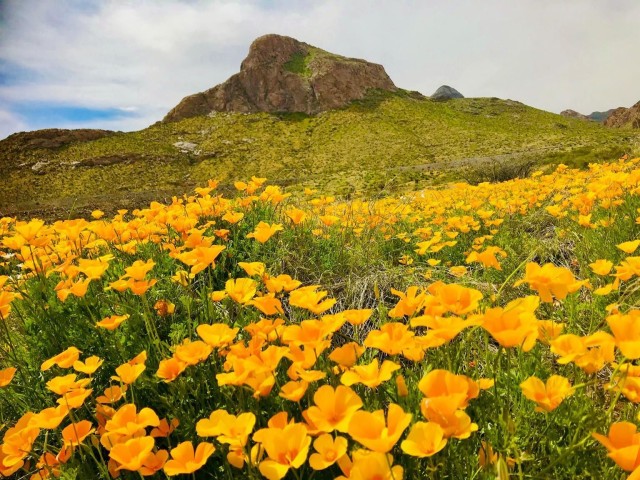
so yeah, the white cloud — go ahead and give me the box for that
[1,0,639,137]
[0,108,28,139]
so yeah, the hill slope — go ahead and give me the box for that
[2,92,638,219]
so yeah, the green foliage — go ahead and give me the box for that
[283,51,311,76]
[460,157,537,185]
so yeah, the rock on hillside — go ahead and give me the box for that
[431,85,464,101]
[163,34,397,121]
[604,101,640,128]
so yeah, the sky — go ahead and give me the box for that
[1,0,639,139]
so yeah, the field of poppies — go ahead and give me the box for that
[2,157,640,479]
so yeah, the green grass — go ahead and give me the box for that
[283,51,312,76]
[1,92,638,218]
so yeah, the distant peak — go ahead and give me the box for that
[431,85,464,101]
[560,109,589,120]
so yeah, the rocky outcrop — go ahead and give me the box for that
[163,34,396,121]
[431,85,464,101]
[2,128,113,150]
[604,101,640,128]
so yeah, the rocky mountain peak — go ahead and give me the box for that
[163,34,397,121]
[240,34,303,71]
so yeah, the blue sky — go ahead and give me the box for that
[1,0,640,139]
[10,104,136,130]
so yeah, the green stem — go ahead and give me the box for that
[0,315,31,389]
[495,248,539,301]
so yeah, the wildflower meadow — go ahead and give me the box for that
[3,158,640,479]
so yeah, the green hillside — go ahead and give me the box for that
[2,91,638,218]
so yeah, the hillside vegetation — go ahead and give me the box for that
[3,158,640,478]
[2,92,638,218]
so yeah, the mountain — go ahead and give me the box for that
[431,85,464,101]
[560,109,589,121]
[560,108,616,123]
[588,110,616,123]
[164,34,396,121]
[604,101,640,128]
[1,35,638,219]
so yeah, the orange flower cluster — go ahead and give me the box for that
[3,158,640,478]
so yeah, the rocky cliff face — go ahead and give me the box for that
[163,34,396,121]
[604,101,640,128]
